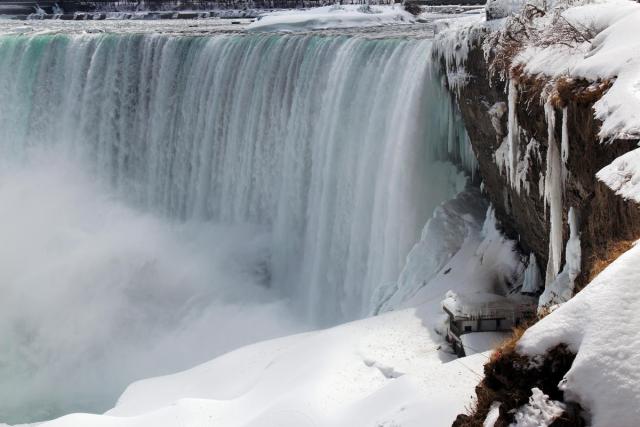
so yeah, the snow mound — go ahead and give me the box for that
[517,241,640,426]
[246,5,415,32]
[34,309,486,427]
[597,147,640,203]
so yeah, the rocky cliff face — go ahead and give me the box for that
[448,37,640,292]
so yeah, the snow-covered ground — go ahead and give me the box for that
[247,5,416,32]
[31,310,486,427]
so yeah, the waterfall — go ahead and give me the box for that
[0,32,470,325]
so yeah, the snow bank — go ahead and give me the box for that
[246,5,414,32]
[597,147,640,204]
[515,0,640,141]
[34,308,487,427]
[518,241,640,426]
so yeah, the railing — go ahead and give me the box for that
[449,322,462,337]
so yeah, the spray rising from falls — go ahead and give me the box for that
[0,30,472,422]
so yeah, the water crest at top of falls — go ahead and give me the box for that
[0,29,472,326]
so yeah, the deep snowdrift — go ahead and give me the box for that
[246,5,415,32]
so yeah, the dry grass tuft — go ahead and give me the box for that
[508,71,611,112]
[554,77,613,108]
[453,323,536,427]
[489,323,531,364]
[453,385,500,427]
[586,239,635,284]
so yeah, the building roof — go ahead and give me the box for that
[442,290,536,320]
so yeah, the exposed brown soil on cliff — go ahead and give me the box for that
[586,239,636,284]
[452,325,583,427]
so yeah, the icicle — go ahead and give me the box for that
[522,253,543,294]
[561,107,569,186]
[515,138,540,195]
[543,101,563,285]
[507,79,520,188]
[539,207,581,308]
[565,207,582,282]
[493,80,523,191]
[488,102,507,139]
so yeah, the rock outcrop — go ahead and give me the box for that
[445,36,640,293]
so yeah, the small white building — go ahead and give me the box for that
[442,291,536,356]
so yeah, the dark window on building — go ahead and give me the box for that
[464,325,472,332]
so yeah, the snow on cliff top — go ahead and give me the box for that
[515,0,640,141]
[517,241,640,427]
[246,5,415,32]
[435,0,640,139]
[597,147,640,203]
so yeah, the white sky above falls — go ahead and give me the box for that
[0,25,476,424]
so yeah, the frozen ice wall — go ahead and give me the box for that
[0,30,471,421]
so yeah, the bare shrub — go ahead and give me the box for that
[586,239,635,283]
[484,0,597,80]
